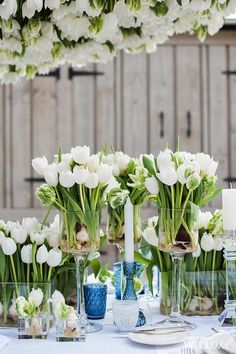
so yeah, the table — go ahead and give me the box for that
[0,299,221,354]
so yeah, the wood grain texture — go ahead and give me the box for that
[229,46,236,185]
[0,86,4,207]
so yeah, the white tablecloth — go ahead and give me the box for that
[0,299,222,354]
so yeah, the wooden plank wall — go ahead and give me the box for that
[0,32,236,221]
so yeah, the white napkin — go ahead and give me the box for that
[198,333,234,354]
[0,335,9,352]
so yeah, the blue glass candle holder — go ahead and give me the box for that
[122,261,146,327]
[84,283,107,320]
[113,262,123,300]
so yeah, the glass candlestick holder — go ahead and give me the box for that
[122,261,146,327]
[219,230,236,326]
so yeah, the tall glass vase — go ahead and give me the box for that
[156,207,199,330]
[60,211,102,333]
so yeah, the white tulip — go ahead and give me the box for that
[59,171,75,188]
[2,238,17,256]
[44,0,60,10]
[156,149,173,170]
[8,300,16,318]
[116,151,130,171]
[112,164,120,176]
[195,153,218,177]
[51,290,65,304]
[47,248,62,267]
[36,244,49,264]
[76,227,89,243]
[73,166,89,184]
[22,2,35,17]
[105,176,120,194]
[86,154,99,172]
[29,288,43,307]
[0,0,17,20]
[47,232,60,248]
[145,176,159,195]
[26,0,43,12]
[192,243,201,258]
[85,172,99,189]
[0,231,5,245]
[21,244,33,263]
[213,236,224,251]
[143,227,158,247]
[32,156,48,176]
[22,217,39,234]
[71,145,90,164]
[44,164,58,187]
[197,211,212,229]
[200,233,215,252]
[148,216,159,228]
[11,227,28,244]
[157,167,177,186]
[30,232,45,245]
[97,164,113,184]
[6,221,20,233]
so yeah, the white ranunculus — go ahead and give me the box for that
[157,167,178,186]
[11,227,28,244]
[143,227,158,247]
[59,170,75,188]
[71,145,90,165]
[32,156,48,176]
[44,163,58,187]
[156,149,173,170]
[22,217,39,234]
[145,176,159,195]
[85,172,99,189]
[29,288,43,307]
[0,231,5,245]
[16,296,28,317]
[76,227,89,243]
[51,290,65,304]
[192,243,201,258]
[2,238,17,256]
[47,248,62,267]
[186,172,201,191]
[21,244,33,263]
[30,232,45,245]
[200,233,215,252]
[73,166,89,184]
[36,244,49,264]
[197,211,212,229]
[86,154,99,172]
[97,164,113,184]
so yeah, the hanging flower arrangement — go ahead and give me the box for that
[0,0,235,84]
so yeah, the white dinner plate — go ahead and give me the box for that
[128,330,189,346]
[219,334,236,354]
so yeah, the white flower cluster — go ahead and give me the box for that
[16,288,44,317]
[144,149,218,193]
[50,290,78,322]
[32,145,113,190]
[0,0,235,84]
[0,214,62,266]
[193,209,223,256]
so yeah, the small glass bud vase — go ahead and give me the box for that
[56,315,86,342]
[18,313,49,339]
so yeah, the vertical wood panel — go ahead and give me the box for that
[229,46,236,183]
[0,87,4,207]
[32,77,57,207]
[95,62,115,150]
[12,81,32,208]
[208,46,228,207]
[57,65,73,152]
[114,53,122,150]
[149,46,175,153]
[201,46,210,153]
[4,86,12,208]
[72,64,95,153]
[123,52,148,156]
[176,46,201,153]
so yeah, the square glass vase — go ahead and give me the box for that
[56,317,86,342]
[18,313,49,339]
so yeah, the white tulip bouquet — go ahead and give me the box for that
[0,0,235,84]
[137,210,227,316]
[103,151,148,244]
[33,145,113,254]
[143,149,221,253]
[0,215,66,325]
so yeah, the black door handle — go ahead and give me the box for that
[25,177,45,182]
[160,112,164,138]
[187,111,191,137]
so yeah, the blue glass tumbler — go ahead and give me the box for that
[84,283,107,320]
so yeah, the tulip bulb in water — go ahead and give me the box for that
[76,227,89,243]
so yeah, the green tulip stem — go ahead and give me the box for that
[10,256,19,295]
[47,267,52,282]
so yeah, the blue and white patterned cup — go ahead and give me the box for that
[84,283,107,320]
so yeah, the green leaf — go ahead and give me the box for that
[134,251,150,266]
[146,263,154,294]
[90,259,101,278]
[199,187,222,206]
[142,156,156,175]
[0,248,6,281]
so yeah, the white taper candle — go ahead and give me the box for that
[124,197,134,263]
[222,189,236,230]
